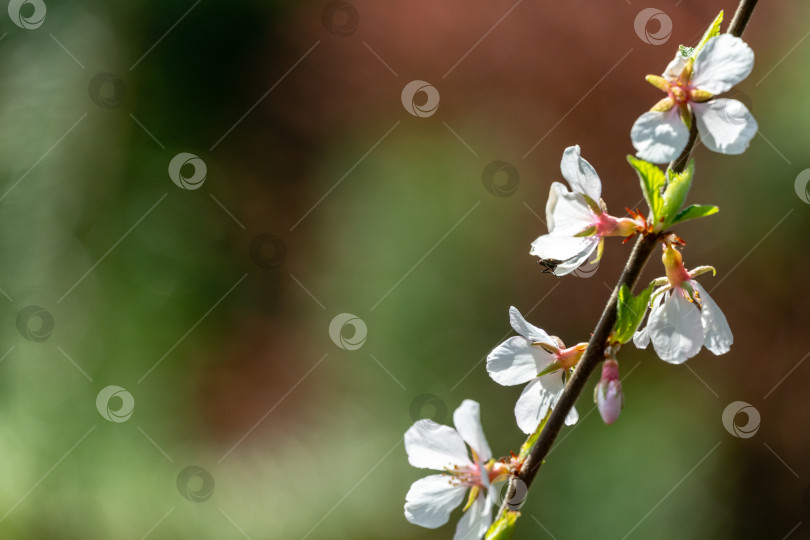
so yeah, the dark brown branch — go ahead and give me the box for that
[497,0,761,518]
[517,233,659,491]
[728,0,759,38]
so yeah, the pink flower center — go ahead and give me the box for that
[448,463,484,487]
[593,213,640,238]
[668,83,692,105]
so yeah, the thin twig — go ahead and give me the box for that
[497,0,760,520]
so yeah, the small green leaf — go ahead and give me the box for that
[670,204,719,226]
[678,44,695,58]
[613,283,654,344]
[627,155,665,223]
[694,11,724,54]
[660,159,695,229]
[485,511,520,540]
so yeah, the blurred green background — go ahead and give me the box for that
[1,0,808,538]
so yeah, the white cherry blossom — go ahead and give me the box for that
[634,243,732,363]
[404,400,507,539]
[631,34,757,163]
[530,146,643,276]
[487,307,582,433]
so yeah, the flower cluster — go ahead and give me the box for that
[403,11,747,539]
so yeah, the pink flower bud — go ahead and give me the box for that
[595,359,623,425]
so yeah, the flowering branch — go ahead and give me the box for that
[502,0,759,523]
[402,2,760,538]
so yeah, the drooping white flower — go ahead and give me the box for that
[631,34,757,163]
[530,146,643,276]
[404,400,507,540]
[633,243,733,363]
[486,307,582,433]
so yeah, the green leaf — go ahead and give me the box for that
[613,283,655,344]
[694,11,724,54]
[627,155,665,223]
[678,44,695,58]
[485,511,520,540]
[669,204,719,226]
[660,159,695,229]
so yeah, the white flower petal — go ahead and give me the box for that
[549,238,599,276]
[631,108,691,164]
[633,324,651,349]
[565,405,579,426]
[514,375,565,434]
[404,474,468,529]
[508,306,555,345]
[545,182,595,235]
[560,145,602,201]
[453,400,492,462]
[405,421,471,470]
[453,490,492,540]
[649,291,704,364]
[487,336,554,386]
[692,281,733,355]
[692,99,757,155]
[633,293,664,349]
[693,34,754,95]
[663,50,689,81]
[530,233,595,264]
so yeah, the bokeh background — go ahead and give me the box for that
[1,0,808,538]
